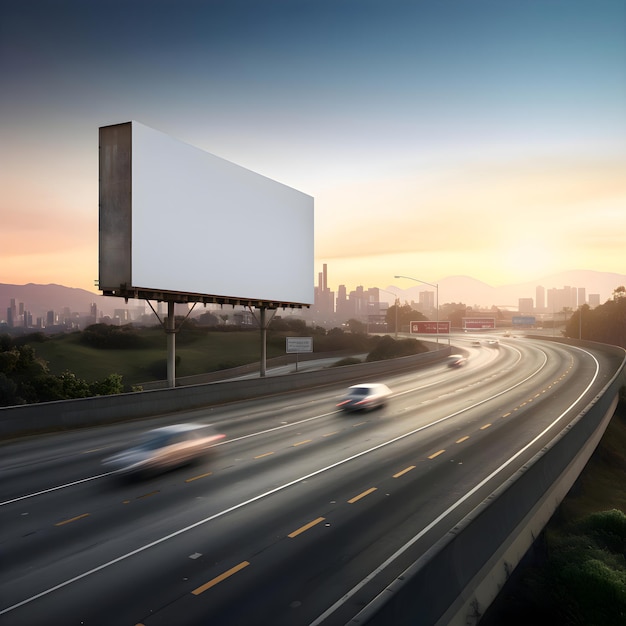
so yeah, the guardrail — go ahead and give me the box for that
[348,338,626,626]
[0,346,452,440]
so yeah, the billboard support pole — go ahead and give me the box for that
[260,307,267,378]
[248,306,277,378]
[145,300,197,388]
[166,301,176,388]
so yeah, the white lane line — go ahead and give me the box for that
[309,347,601,625]
[0,472,116,506]
[0,347,553,616]
[0,345,524,507]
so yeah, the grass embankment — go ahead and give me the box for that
[33,329,285,386]
[31,327,418,389]
[482,398,626,625]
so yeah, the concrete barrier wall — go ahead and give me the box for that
[0,347,451,439]
[349,340,626,626]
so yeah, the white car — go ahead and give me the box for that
[337,383,392,412]
[103,423,225,477]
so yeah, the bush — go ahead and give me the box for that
[366,336,427,361]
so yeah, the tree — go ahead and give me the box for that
[197,311,219,326]
[564,287,626,347]
[440,302,468,329]
[346,318,366,334]
[386,303,427,332]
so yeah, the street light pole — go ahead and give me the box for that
[394,275,439,344]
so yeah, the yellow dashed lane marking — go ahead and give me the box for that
[480,423,492,430]
[254,452,274,459]
[137,491,159,499]
[393,465,416,478]
[348,487,377,503]
[428,450,446,460]
[192,561,250,595]
[288,517,326,538]
[293,440,312,447]
[456,436,470,444]
[185,472,212,483]
[323,431,339,437]
[56,513,89,526]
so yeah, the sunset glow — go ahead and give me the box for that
[1,1,625,297]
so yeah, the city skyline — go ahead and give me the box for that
[3,264,621,332]
[2,1,625,296]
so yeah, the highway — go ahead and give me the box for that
[0,335,622,626]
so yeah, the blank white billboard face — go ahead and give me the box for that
[99,121,314,306]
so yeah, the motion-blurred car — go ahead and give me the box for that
[102,423,225,477]
[337,383,392,412]
[447,354,467,367]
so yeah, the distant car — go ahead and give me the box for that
[447,354,467,367]
[487,339,500,348]
[337,383,392,412]
[471,340,481,346]
[102,423,225,477]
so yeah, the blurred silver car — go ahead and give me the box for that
[103,423,225,477]
[447,354,467,367]
[337,383,392,412]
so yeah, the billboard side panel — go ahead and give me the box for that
[99,123,132,290]
[130,121,314,305]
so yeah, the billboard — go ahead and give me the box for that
[410,321,450,334]
[512,316,536,326]
[463,317,496,330]
[99,121,314,307]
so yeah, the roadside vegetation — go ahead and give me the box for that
[564,285,626,348]
[0,316,427,406]
[482,390,626,625]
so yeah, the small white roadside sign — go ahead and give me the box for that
[286,337,313,353]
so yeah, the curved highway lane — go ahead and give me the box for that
[0,336,622,625]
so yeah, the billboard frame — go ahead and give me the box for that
[98,121,314,310]
[98,121,314,385]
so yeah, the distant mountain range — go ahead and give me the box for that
[387,270,626,308]
[1,270,625,323]
[0,283,143,322]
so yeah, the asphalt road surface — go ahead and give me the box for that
[1,335,621,626]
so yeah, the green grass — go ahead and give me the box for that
[33,328,284,386]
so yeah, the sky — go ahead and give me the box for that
[2,0,625,299]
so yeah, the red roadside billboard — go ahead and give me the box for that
[410,321,451,334]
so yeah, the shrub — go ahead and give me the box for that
[366,336,426,361]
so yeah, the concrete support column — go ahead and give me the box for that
[166,301,176,388]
